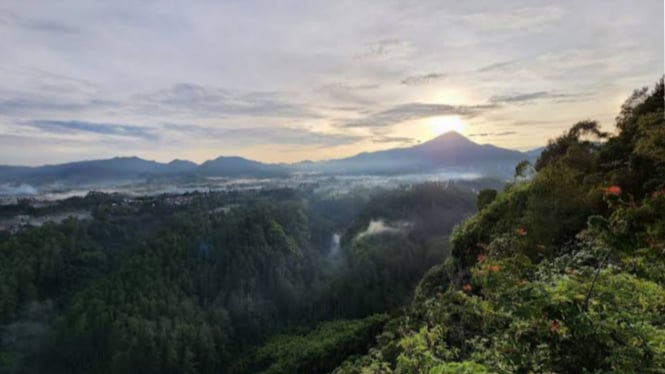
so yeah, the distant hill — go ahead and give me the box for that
[0,155,287,187]
[0,132,543,187]
[524,146,546,160]
[198,156,288,177]
[0,157,196,186]
[166,159,199,173]
[298,131,531,176]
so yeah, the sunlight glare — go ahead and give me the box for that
[428,116,466,137]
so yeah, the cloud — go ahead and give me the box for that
[340,103,497,129]
[317,82,380,106]
[0,78,318,122]
[357,220,398,239]
[217,127,362,147]
[509,119,568,127]
[0,95,113,116]
[0,121,364,165]
[0,68,108,116]
[358,38,413,59]
[0,11,80,34]
[21,68,98,91]
[321,82,380,91]
[0,1,661,164]
[477,61,514,73]
[355,219,412,241]
[163,124,363,147]
[26,120,156,140]
[136,83,319,119]
[468,131,517,137]
[22,19,80,34]
[490,91,590,104]
[455,5,565,31]
[372,136,416,144]
[20,119,363,148]
[401,73,446,85]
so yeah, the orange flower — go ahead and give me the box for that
[477,254,487,263]
[462,284,472,292]
[489,265,500,273]
[605,185,622,196]
[516,227,527,236]
[645,237,662,249]
[549,320,560,333]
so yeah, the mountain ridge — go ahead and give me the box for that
[0,132,543,185]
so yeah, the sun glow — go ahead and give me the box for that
[428,116,466,136]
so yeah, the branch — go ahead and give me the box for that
[583,247,611,312]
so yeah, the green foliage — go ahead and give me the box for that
[246,315,387,374]
[535,120,607,172]
[0,193,323,373]
[475,189,497,211]
[336,79,665,373]
[600,78,665,198]
[430,361,494,374]
[513,160,532,182]
[0,182,477,373]
[314,184,475,319]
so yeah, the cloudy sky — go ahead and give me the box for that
[0,0,662,165]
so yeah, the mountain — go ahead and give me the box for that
[299,131,529,176]
[0,156,286,188]
[0,132,541,187]
[0,157,169,184]
[166,159,199,173]
[524,146,546,160]
[198,156,288,177]
[0,157,196,186]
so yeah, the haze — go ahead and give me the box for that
[0,0,662,165]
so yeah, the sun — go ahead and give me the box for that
[428,116,466,136]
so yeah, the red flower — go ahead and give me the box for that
[462,284,472,292]
[489,265,500,273]
[477,254,487,263]
[646,237,661,249]
[549,320,560,333]
[605,185,622,196]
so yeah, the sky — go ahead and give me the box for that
[0,0,662,166]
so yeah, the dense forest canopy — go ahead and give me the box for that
[0,79,663,374]
[0,176,477,373]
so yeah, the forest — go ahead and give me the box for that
[0,79,663,373]
[0,173,477,372]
